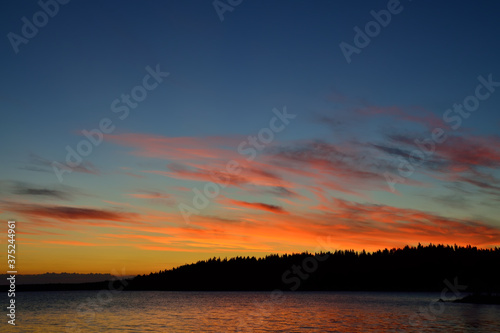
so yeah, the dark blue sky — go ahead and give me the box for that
[1,0,500,273]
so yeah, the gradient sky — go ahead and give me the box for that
[1,0,500,275]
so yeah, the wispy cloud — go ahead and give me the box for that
[5,181,74,200]
[23,153,100,175]
[221,197,288,214]
[7,203,133,222]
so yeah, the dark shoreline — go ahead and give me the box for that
[1,283,459,293]
[453,294,500,305]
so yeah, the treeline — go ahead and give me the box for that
[128,244,500,292]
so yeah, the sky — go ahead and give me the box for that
[1,0,500,275]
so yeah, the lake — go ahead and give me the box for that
[5,291,500,332]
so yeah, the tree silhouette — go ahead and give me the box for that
[127,243,500,292]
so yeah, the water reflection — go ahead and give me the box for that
[9,291,500,332]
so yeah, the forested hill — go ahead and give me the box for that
[128,244,500,292]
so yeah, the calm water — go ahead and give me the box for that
[3,291,500,332]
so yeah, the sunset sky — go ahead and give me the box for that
[1,1,500,275]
